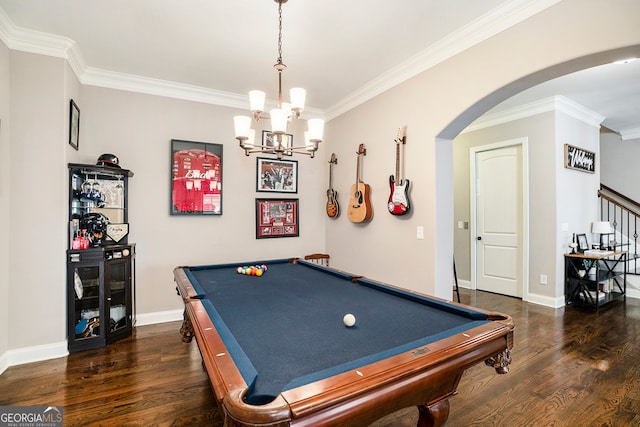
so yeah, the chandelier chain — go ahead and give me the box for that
[277,1,283,66]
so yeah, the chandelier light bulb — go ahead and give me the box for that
[270,108,288,134]
[307,118,325,142]
[290,88,306,114]
[233,116,252,140]
[249,90,266,115]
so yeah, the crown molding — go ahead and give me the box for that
[324,0,561,121]
[621,127,640,141]
[1,0,560,120]
[462,96,605,134]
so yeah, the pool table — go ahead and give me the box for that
[174,258,514,427]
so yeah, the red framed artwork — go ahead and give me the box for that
[256,198,299,239]
[171,139,223,215]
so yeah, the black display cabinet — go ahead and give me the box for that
[67,245,135,352]
[67,163,135,353]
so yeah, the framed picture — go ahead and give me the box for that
[256,157,298,193]
[256,198,299,238]
[564,144,595,173]
[262,131,293,156]
[171,139,223,215]
[69,99,80,150]
[576,233,589,253]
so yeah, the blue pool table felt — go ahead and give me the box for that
[185,260,489,404]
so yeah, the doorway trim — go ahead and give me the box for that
[469,137,530,301]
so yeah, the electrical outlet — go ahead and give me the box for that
[540,274,547,285]
[417,226,424,240]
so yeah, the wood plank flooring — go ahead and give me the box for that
[1,290,639,426]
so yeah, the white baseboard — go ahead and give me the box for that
[0,341,68,375]
[0,309,183,375]
[525,292,564,308]
[0,352,8,376]
[134,308,183,327]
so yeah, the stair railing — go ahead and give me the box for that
[598,184,640,274]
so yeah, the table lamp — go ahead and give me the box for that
[591,221,612,250]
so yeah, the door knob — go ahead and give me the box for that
[477,236,482,240]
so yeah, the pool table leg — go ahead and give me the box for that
[417,399,450,427]
[484,347,512,374]
[180,308,194,343]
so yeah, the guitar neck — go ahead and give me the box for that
[395,142,400,179]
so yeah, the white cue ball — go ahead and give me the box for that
[343,313,356,327]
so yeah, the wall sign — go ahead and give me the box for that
[564,144,595,173]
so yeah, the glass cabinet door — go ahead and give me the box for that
[106,259,130,335]
[72,265,102,341]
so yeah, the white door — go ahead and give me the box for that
[474,144,523,297]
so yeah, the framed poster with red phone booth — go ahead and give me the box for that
[256,198,299,238]
[171,139,223,215]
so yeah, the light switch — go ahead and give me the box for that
[417,226,424,240]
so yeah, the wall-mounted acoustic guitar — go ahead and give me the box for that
[347,144,373,223]
[326,153,339,218]
[388,127,410,215]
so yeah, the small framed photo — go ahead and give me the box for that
[256,157,298,193]
[576,233,589,253]
[256,198,299,239]
[262,131,293,156]
[69,99,80,150]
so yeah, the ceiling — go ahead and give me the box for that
[0,0,638,138]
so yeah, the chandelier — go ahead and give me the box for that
[233,0,324,160]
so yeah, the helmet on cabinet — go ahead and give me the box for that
[81,213,110,246]
[96,153,120,168]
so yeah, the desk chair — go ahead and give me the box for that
[304,253,330,267]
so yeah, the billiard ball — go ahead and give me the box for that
[343,313,356,327]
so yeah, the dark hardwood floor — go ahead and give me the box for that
[1,290,639,426]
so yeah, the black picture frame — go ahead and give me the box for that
[576,233,589,253]
[170,139,223,215]
[69,99,80,151]
[255,198,299,238]
[256,157,298,193]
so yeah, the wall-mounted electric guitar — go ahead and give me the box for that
[326,153,340,218]
[347,144,373,223]
[388,127,410,215]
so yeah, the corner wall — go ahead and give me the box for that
[0,35,11,372]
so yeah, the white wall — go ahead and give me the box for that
[1,0,640,367]
[8,52,68,356]
[601,131,640,201]
[0,34,10,372]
